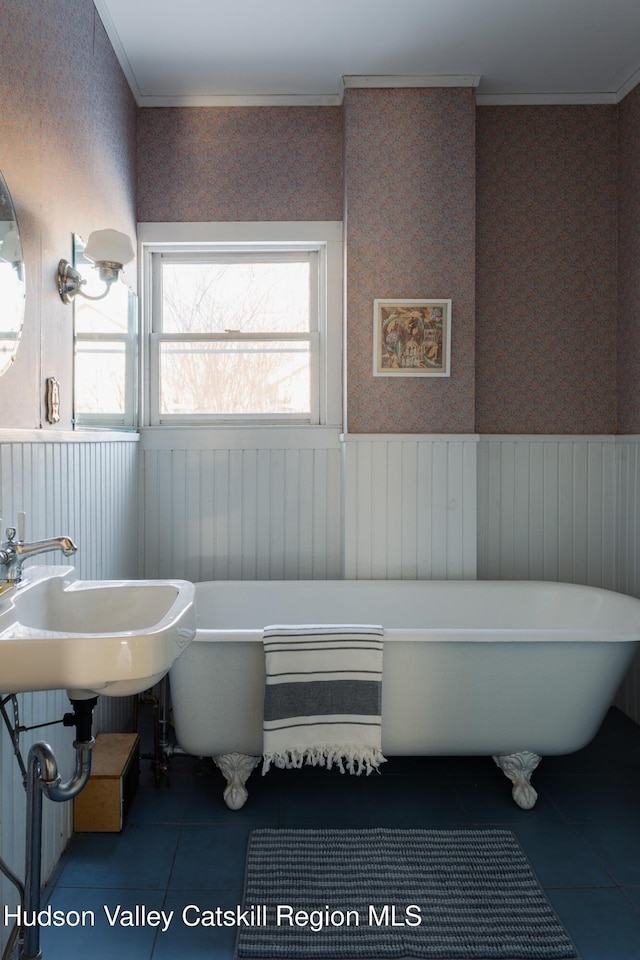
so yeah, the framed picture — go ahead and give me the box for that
[373,298,451,377]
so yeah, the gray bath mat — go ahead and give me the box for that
[236,828,579,959]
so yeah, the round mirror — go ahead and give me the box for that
[0,172,25,376]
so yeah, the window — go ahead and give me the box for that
[153,252,317,421]
[141,223,342,426]
[73,235,138,430]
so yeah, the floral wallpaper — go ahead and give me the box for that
[137,107,343,222]
[475,105,618,434]
[343,87,477,433]
[136,90,639,436]
[0,0,137,429]
[618,84,640,434]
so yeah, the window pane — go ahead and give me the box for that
[159,340,311,416]
[75,342,126,414]
[161,261,310,335]
[74,278,130,334]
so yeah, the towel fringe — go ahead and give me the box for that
[262,744,387,776]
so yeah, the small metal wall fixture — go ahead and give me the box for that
[57,229,134,304]
[45,376,61,423]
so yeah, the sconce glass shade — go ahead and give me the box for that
[57,229,134,304]
[83,229,134,267]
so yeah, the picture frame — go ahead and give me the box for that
[373,298,451,377]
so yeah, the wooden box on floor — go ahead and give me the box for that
[74,733,140,832]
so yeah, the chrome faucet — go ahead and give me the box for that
[0,522,77,585]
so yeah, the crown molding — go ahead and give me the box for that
[136,70,640,108]
[93,0,144,104]
[616,64,640,103]
[136,93,343,107]
[342,74,482,90]
[476,65,640,106]
[136,75,481,107]
[475,91,618,106]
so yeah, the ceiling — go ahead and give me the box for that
[93,0,640,107]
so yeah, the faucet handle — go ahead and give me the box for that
[1,512,26,543]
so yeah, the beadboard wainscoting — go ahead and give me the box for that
[476,436,618,588]
[476,435,640,724]
[341,434,479,579]
[140,428,343,581]
[614,437,640,722]
[140,430,480,582]
[0,431,139,949]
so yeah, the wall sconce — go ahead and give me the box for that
[57,229,134,304]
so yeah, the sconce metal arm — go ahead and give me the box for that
[57,259,115,304]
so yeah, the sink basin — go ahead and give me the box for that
[0,566,196,698]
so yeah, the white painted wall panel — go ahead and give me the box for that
[341,435,479,580]
[141,430,478,583]
[613,438,640,723]
[476,437,617,589]
[0,433,139,950]
[476,435,640,724]
[140,428,342,581]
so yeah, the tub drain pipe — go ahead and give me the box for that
[20,697,97,960]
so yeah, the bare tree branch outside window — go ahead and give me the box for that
[159,260,312,417]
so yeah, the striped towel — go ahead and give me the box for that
[262,624,386,776]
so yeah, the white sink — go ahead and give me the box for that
[0,566,196,698]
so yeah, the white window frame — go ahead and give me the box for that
[138,222,343,427]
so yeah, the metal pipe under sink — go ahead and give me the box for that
[18,698,97,960]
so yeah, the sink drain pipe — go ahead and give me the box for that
[20,697,97,960]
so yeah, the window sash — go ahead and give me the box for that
[149,247,322,425]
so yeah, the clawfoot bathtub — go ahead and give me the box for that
[169,579,640,810]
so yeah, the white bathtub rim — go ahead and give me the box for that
[193,578,640,637]
[194,577,639,596]
[192,627,640,644]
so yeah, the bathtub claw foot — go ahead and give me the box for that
[213,753,260,810]
[492,751,541,809]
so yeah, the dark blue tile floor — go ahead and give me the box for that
[39,707,640,959]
